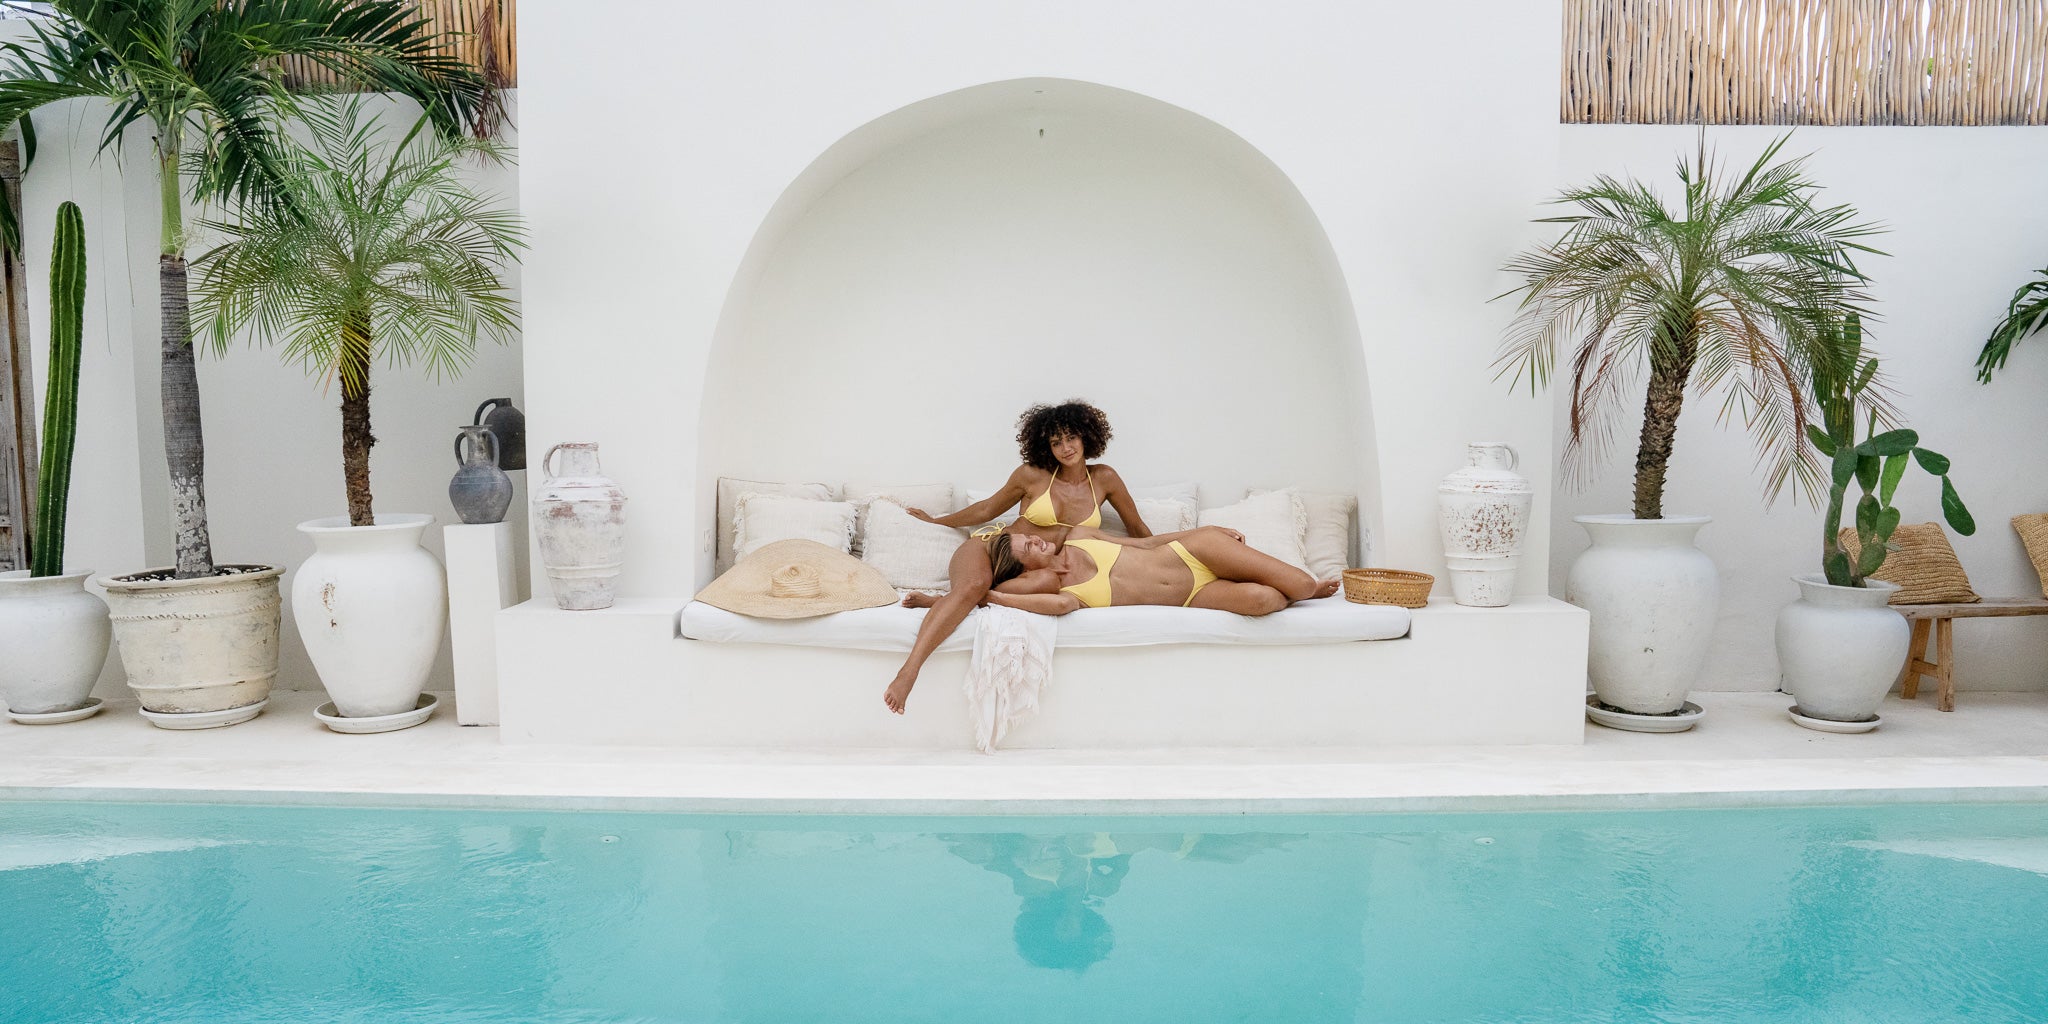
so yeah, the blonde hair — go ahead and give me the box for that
[987,533,1025,587]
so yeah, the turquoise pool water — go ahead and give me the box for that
[3,800,2046,1023]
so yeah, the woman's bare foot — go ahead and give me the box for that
[883,673,917,714]
[901,592,939,609]
[1313,576,1341,599]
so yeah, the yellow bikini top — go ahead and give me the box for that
[1022,468,1100,528]
[1059,538,1121,608]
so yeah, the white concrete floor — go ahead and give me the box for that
[3,689,2047,815]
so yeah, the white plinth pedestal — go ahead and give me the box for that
[446,522,518,725]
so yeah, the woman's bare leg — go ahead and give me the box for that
[1187,580,1289,615]
[883,539,992,714]
[1180,530,1337,601]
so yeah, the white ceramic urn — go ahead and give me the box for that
[101,564,283,717]
[293,513,446,718]
[534,442,628,610]
[1437,442,1533,607]
[1775,574,1908,725]
[1566,514,1719,715]
[0,569,110,714]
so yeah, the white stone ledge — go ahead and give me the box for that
[495,596,1590,750]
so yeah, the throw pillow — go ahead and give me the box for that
[733,492,857,561]
[1253,488,1357,579]
[860,500,968,590]
[1200,489,1310,572]
[1102,482,1202,536]
[717,477,839,574]
[2015,514,2048,600]
[1837,522,1980,605]
[846,482,958,556]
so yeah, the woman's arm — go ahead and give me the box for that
[1095,466,1152,539]
[910,468,1031,528]
[984,590,1083,616]
[1074,524,1243,550]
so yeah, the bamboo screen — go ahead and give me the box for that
[280,0,516,90]
[1563,0,2048,125]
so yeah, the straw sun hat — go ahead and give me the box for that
[694,539,899,619]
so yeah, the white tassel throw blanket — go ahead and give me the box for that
[962,604,1057,753]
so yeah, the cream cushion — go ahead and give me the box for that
[1200,489,1310,572]
[846,482,957,556]
[733,492,857,561]
[1252,488,1357,579]
[717,477,839,574]
[1102,482,1202,536]
[860,499,968,590]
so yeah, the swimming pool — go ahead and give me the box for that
[3,799,2044,1023]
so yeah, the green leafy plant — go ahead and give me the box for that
[194,99,524,527]
[1974,266,2048,383]
[1808,314,1975,588]
[1496,134,1884,519]
[0,0,495,577]
[28,200,82,578]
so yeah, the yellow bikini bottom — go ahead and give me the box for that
[1167,541,1218,606]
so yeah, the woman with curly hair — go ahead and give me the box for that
[884,400,1200,714]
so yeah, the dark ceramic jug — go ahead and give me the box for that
[473,397,526,471]
[450,426,514,525]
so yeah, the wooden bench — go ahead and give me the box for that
[1895,600,2048,711]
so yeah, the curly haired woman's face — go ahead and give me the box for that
[1047,431,1084,468]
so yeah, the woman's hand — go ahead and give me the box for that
[906,507,939,524]
[1217,527,1245,543]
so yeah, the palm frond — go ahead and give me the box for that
[1976,268,2048,383]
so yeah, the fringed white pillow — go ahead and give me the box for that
[1102,482,1201,536]
[716,477,839,573]
[1251,488,1357,579]
[860,500,968,590]
[732,492,857,561]
[847,483,957,556]
[1200,489,1310,572]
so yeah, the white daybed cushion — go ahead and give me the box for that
[860,500,968,590]
[717,477,839,574]
[847,482,957,556]
[1252,488,1358,579]
[678,594,1410,651]
[1199,489,1310,571]
[733,493,858,560]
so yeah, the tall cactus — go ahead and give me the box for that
[29,201,84,578]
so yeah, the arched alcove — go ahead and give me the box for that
[699,78,1377,583]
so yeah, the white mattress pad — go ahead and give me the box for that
[678,595,1411,651]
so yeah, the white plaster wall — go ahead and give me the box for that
[700,80,1370,565]
[517,0,1562,601]
[1549,126,2048,693]
[14,76,527,694]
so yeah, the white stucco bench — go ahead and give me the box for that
[494,595,1591,750]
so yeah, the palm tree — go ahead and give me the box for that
[0,0,494,577]
[193,99,522,526]
[1974,266,2048,383]
[1495,135,1885,520]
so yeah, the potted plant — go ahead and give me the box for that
[0,201,109,724]
[1496,134,1883,729]
[1975,264,2046,382]
[0,0,494,726]
[193,99,523,729]
[1777,316,1974,729]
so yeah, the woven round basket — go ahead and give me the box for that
[1341,568,1434,608]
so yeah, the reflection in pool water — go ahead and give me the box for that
[936,832,1298,971]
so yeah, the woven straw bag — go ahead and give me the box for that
[1836,523,1979,605]
[2015,514,2048,600]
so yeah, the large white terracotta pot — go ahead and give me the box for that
[293,513,446,719]
[1566,514,1719,715]
[533,442,627,610]
[100,564,283,717]
[0,569,110,715]
[1775,574,1907,724]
